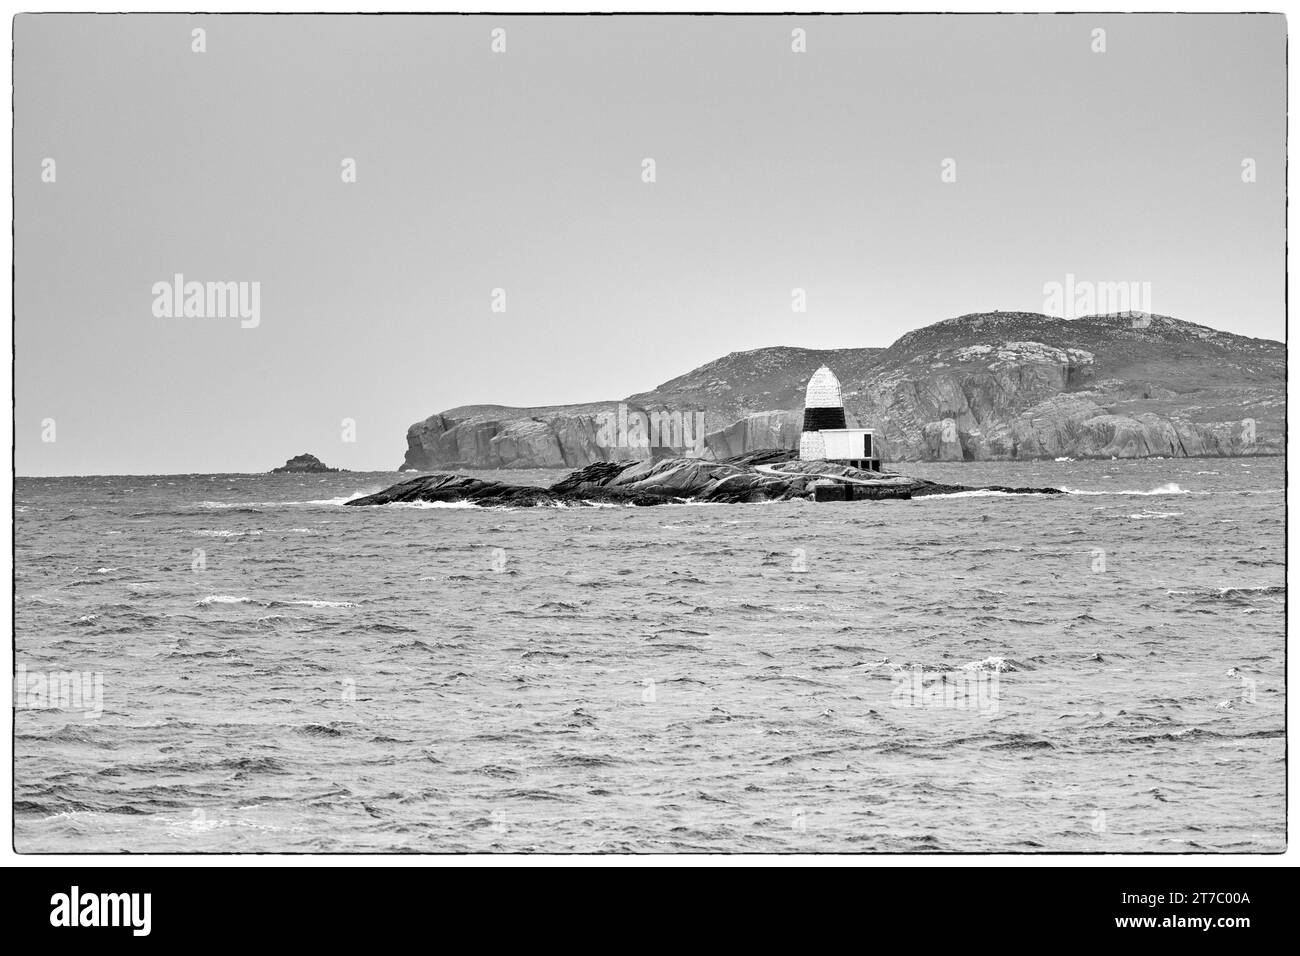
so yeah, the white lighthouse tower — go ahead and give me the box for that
[798,365,880,470]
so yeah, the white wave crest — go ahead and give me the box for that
[1062,482,1193,496]
[917,489,1031,499]
[304,492,373,506]
[385,500,481,509]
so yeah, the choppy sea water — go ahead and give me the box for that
[14,458,1285,853]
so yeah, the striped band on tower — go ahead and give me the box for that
[801,406,847,431]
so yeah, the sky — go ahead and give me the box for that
[14,13,1285,475]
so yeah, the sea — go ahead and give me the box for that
[13,457,1286,853]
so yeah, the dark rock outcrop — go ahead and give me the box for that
[347,452,1063,508]
[399,313,1281,469]
[271,453,338,474]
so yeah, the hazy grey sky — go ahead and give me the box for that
[15,14,1285,475]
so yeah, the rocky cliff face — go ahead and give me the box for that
[400,312,1283,469]
[850,313,1281,461]
[401,404,623,471]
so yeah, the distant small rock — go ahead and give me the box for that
[271,453,339,474]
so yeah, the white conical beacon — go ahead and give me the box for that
[797,365,879,469]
